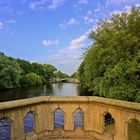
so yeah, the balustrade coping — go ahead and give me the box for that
[0,96,139,112]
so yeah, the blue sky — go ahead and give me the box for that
[0,0,140,75]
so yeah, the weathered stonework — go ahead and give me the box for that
[0,96,140,140]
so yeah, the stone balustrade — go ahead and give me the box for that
[0,96,140,140]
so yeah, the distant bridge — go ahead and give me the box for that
[50,77,80,84]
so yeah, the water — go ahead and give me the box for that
[0,83,83,102]
[0,83,89,140]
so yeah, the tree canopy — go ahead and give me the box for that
[0,52,68,89]
[0,53,22,89]
[78,7,140,102]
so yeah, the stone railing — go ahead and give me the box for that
[0,96,140,140]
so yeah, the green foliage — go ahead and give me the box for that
[43,64,57,79]
[0,53,22,89]
[54,71,69,78]
[20,72,42,86]
[16,58,32,74]
[0,52,68,89]
[71,71,79,78]
[79,7,140,102]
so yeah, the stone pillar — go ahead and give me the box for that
[33,104,48,138]
[110,109,135,140]
[61,104,78,130]
[46,104,58,130]
[13,110,25,140]
[80,103,91,131]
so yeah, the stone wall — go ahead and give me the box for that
[50,78,80,83]
[0,96,140,140]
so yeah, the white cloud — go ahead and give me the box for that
[59,23,65,28]
[6,20,16,24]
[106,0,140,6]
[59,18,79,29]
[0,19,16,31]
[37,28,95,74]
[29,0,47,10]
[42,39,59,46]
[110,10,123,15]
[70,26,96,49]
[94,8,100,12]
[0,6,13,14]
[35,47,84,75]
[70,35,87,49]
[87,10,92,15]
[94,3,101,12]
[83,16,94,24]
[48,0,65,10]
[124,5,131,10]
[68,18,79,25]
[78,0,88,4]
[0,22,4,30]
[29,0,64,10]
[135,4,140,7]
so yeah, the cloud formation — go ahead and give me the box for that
[68,18,79,25]
[70,35,87,49]
[0,19,16,31]
[29,0,65,10]
[36,47,83,75]
[106,0,140,6]
[78,0,88,4]
[48,0,65,9]
[59,17,79,29]
[29,0,47,10]
[83,16,94,24]
[0,22,4,30]
[42,39,59,46]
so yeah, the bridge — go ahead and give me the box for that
[50,78,80,83]
[0,96,140,140]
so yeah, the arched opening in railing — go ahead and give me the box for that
[0,118,11,140]
[74,108,84,129]
[24,112,35,134]
[54,108,64,129]
[128,119,140,140]
[104,112,115,134]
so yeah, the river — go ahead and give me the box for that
[0,83,92,102]
[0,83,91,140]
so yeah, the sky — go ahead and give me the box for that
[0,0,140,75]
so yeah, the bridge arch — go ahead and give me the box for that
[61,79,69,83]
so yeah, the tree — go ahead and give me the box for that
[54,71,69,78]
[0,53,22,89]
[71,71,79,78]
[79,7,140,102]
[16,58,32,74]
[20,72,42,86]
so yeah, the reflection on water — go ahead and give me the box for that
[0,83,87,102]
[0,83,93,102]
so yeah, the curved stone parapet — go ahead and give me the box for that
[0,96,140,140]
